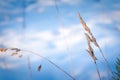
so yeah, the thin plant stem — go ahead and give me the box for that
[54,0,75,78]
[94,61,101,80]
[0,48,75,80]
[22,49,75,80]
[27,56,33,80]
[2,58,8,69]
[21,0,26,40]
[99,48,115,76]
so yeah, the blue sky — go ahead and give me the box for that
[0,0,120,80]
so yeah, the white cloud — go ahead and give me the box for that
[15,17,23,22]
[98,36,118,48]
[0,62,19,69]
[87,10,120,27]
[110,11,120,22]
[26,30,54,41]
[52,26,83,52]
[113,3,120,8]
[0,21,8,26]
[0,0,11,7]
[0,17,23,26]
[1,19,119,56]
[37,7,45,13]
[37,0,55,6]
[116,25,120,31]
[87,15,112,28]
[26,3,37,12]
[0,25,83,71]
[61,0,82,5]
[34,0,82,13]
[0,24,83,55]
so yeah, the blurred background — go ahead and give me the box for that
[0,0,120,80]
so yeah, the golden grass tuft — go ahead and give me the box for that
[11,52,18,56]
[11,48,21,52]
[0,48,23,59]
[0,48,7,52]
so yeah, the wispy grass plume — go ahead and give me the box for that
[78,12,102,80]
[78,12,114,77]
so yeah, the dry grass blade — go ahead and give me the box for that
[99,48,115,76]
[88,43,93,55]
[84,33,92,43]
[79,12,114,78]
[91,35,114,75]
[85,34,97,61]
[11,52,18,56]
[86,49,97,62]
[78,12,92,35]
[94,61,101,80]
[11,48,21,52]
[78,12,100,48]
[86,48,100,80]
[91,36,114,76]
[78,12,100,52]
[91,35,99,48]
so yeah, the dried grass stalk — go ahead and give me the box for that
[54,0,75,78]
[84,33,92,43]
[27,56,33,80]
[79,12,113,77]
[11,52,18,56]
[78,12,92,35]
[11,48,21,52]
[99,48,114,76]
[94,61,101,80]
[91,35,99,48]
[88,43,93,54]
[0,48,7,52]
[84,33,97,61]
[2,58,8,69]
[86,49,97,62]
